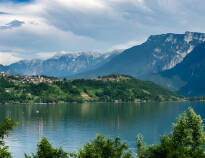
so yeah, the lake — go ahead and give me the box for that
[0,101,205,158]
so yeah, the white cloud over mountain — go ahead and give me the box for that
[0,52,22,65]
[0,0,204,64]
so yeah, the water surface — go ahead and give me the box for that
[0,101,205,158]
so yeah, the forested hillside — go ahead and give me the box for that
[0,75,182,104]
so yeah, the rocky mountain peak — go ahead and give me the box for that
[146,32,205,71]
[52,51,103,60]
[184,31,205,43]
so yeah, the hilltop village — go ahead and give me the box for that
[0,72,60,84]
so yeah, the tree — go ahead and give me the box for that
[136,134,147,158]
[70,135,133,158]
[25,137,68,158]
[27,135,133,158]
[172,107,205,150]
[137,107,205,158]
[0,119,17,158]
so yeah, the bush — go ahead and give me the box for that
[137,107,205,158]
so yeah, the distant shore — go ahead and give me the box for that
[0,74,184,104]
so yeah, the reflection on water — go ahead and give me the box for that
[0,101,205,158]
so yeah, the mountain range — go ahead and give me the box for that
[1,31,205,97]
[71,31,205,79]
[0,50,122,77]
[68,31,205,97]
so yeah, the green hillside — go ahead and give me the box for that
[0,74,183,104]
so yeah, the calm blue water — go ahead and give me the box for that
[0,101,205,158]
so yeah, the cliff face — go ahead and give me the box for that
[161,42,205,96]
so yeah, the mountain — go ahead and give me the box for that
[7,59,43,76]
[160,42,205,96]
[0,64,5,72]
[0,64,7,73]
[6,50,122,77]
[2,31,205,97]
[71,31,205,79]
[0,74,183,103]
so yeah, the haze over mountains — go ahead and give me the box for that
[1,31,205,96]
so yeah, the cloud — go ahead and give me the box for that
[0,18,108,53]
[110,40,146,50]
[54,0,106,10]
[41,0,150,41]
[0,11,9,14]
[0,0,205,61]
[0,20,25,30]
[0,52,22,65]
[0,0,32,3]
[35,51,60,59]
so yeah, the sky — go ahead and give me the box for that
[0,0,205,65]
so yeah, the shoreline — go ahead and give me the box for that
[0,99,189,105]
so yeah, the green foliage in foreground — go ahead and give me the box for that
[0,119,17,158]
[70,135,133,158]
[24,137,68,158]
[137,107,205,158]
[1,107,205,158]
[25,135,133,158]
[0,75,182,104]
